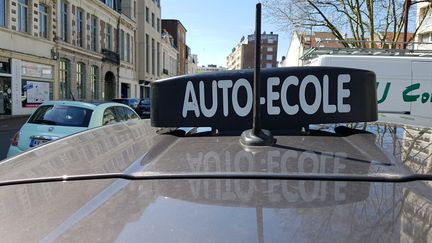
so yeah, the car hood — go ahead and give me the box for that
[0,117,432,242]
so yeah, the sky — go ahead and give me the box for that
[161,0,291,68]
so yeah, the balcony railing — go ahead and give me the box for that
[101,48,120,65]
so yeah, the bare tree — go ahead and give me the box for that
[263,0,431,48]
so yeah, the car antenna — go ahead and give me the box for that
[240,3,274,146]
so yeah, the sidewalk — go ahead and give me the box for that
[0,115,30,120]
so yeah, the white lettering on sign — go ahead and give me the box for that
[182,74,352,118]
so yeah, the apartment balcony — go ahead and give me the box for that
[101,48,120,65]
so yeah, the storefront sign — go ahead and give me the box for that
[21,61,53,79]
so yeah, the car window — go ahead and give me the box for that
[114,106,140,121]
[124,107,140,120]
[102,107,118,126]
[114,106,128,121]
[28,105,93,127]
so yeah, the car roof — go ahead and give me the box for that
[0,117,431,242]
[39,100,137,109]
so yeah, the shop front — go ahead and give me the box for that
[10,59,54,115]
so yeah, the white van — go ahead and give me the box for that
[308,55,432,118]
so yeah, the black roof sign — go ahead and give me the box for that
[151,67,377,131]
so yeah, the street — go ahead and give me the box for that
[0,117,28,161]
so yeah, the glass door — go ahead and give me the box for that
[0,77,11,114]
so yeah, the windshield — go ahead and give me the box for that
[28,105,93,127]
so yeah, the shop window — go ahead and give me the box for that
[21,80,53,108]
[59,59,69,99]
[76,62,85,99]
[17,0,28,33]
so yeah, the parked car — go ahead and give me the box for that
[138,98,151,118]
[112,98,140,112]
[7,100,140,157]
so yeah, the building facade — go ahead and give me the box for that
[416,2,432,50]
[160,29,178,79]
[162,19,186,75]
[0,0,58,115]
[0,0,137,116]
[136,0,161,98]
[197,64,227,73]
[227,32,278,70]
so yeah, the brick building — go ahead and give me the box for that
[227,32,278,70]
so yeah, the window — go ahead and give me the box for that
[145,7,149,23]
[146,34,149,73]
[90,65,99,99]
[266,54,273,61]
[17,0,28,33]
[120,30,125,60]
[61,0,68,41]
[76,9,83,47]
[106,24,112,50]
[152,13,155,28]
[157,18,160,32]
[268,39,274,44]
[133,1,136,18]
[0,0,5,27]
[126,33,130,62]
[105,0,113,8]
[266,63,273,68]
[157,42,160,76]
[90,16,97,51]
[152,38,155,75]
[39,4,48,38]
[131,37,134,64]
[59,59,69,99]
[420,33,432,43]
[76,63,85,99]
[267,47,273,52]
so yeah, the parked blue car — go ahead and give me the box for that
[7,100,140,157]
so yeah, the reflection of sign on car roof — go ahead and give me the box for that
[151,67,377,131]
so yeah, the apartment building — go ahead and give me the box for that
[136,0,161,98]
[0,0,137,116]
[162,19,186,75]
[416,2,432,50]
[160,29,178,79]
[197,64,227,73]
[227,32,278,70]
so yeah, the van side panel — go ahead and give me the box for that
[411,62,432,118]
[310,56,414,114]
